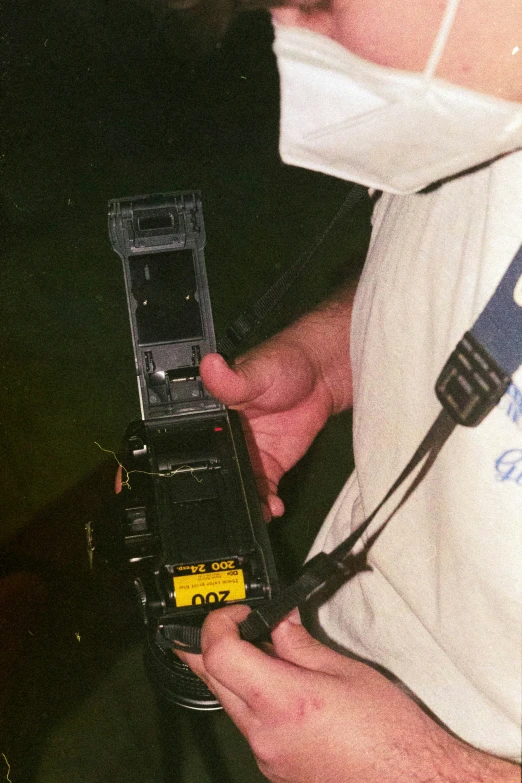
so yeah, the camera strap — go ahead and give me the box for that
[217,185,368,359]
[162,235,522,654]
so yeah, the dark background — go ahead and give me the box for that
[0,3,371,781]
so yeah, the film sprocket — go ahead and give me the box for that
[108,191,278,710]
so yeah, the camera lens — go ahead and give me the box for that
[143,632,221,710]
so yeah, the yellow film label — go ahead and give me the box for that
[173,561,246,608]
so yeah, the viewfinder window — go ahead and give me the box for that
[137,214,176,231]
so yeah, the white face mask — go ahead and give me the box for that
[273,0,522,195]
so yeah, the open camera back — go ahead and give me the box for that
[107,191,278,709]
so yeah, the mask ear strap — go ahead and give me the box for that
[424,0,461,82]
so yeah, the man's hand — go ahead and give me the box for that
[178,605,520,783]
[116,287,355,504]
[200,287,356,518]
[200,345,331,519]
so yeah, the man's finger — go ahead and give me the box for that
[267,492,285,517]
[176,646,253,731]
[199,605,313,714]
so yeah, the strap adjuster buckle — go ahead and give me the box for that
[435,331,510,426]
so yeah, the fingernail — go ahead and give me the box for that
[286,608,302,625]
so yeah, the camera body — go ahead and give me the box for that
[108,191,278,709]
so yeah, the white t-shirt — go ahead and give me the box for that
[309,151,522,762]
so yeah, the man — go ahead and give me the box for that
[178,0,522,779]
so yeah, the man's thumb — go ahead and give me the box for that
[270,611,343,674]
[200,352,269,407]
[200,353,249,405]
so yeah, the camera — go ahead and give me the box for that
[106,191,279,710]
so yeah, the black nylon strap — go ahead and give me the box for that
[217,185,367,358]
[238,408,456,644]
[238,549,371,643]
[330,408,456,561]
